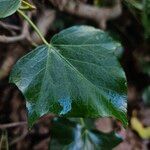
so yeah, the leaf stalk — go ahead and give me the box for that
[17,9,49,46]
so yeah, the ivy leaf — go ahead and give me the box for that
[50,118,122,150]
[0,0,21,18]
[9,26,127,127]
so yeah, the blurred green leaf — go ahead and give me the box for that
[125,0,143,10]
[50,118,122,150]
[0,0,21,18]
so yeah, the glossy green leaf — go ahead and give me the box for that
[9,26,127,126]
[50,118,122,150]
[0,0,21,18]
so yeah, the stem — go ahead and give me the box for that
[80,118,85,127]
[22,0,36,9]
[0,122,27,129]
[17,9,49,46]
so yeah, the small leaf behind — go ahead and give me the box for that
[0,0,21,18]
[50,118,122,150]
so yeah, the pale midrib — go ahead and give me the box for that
[52,44,116,49]
[59,44,111,59]
[67,58,118,68]
[33,47,53,116]
[37,47,52,100]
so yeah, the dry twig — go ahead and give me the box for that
[0,21,29,43]
[0,12,34,43]
[0,122,27,129]
[0,21,20,31]
[49,0,122,29]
